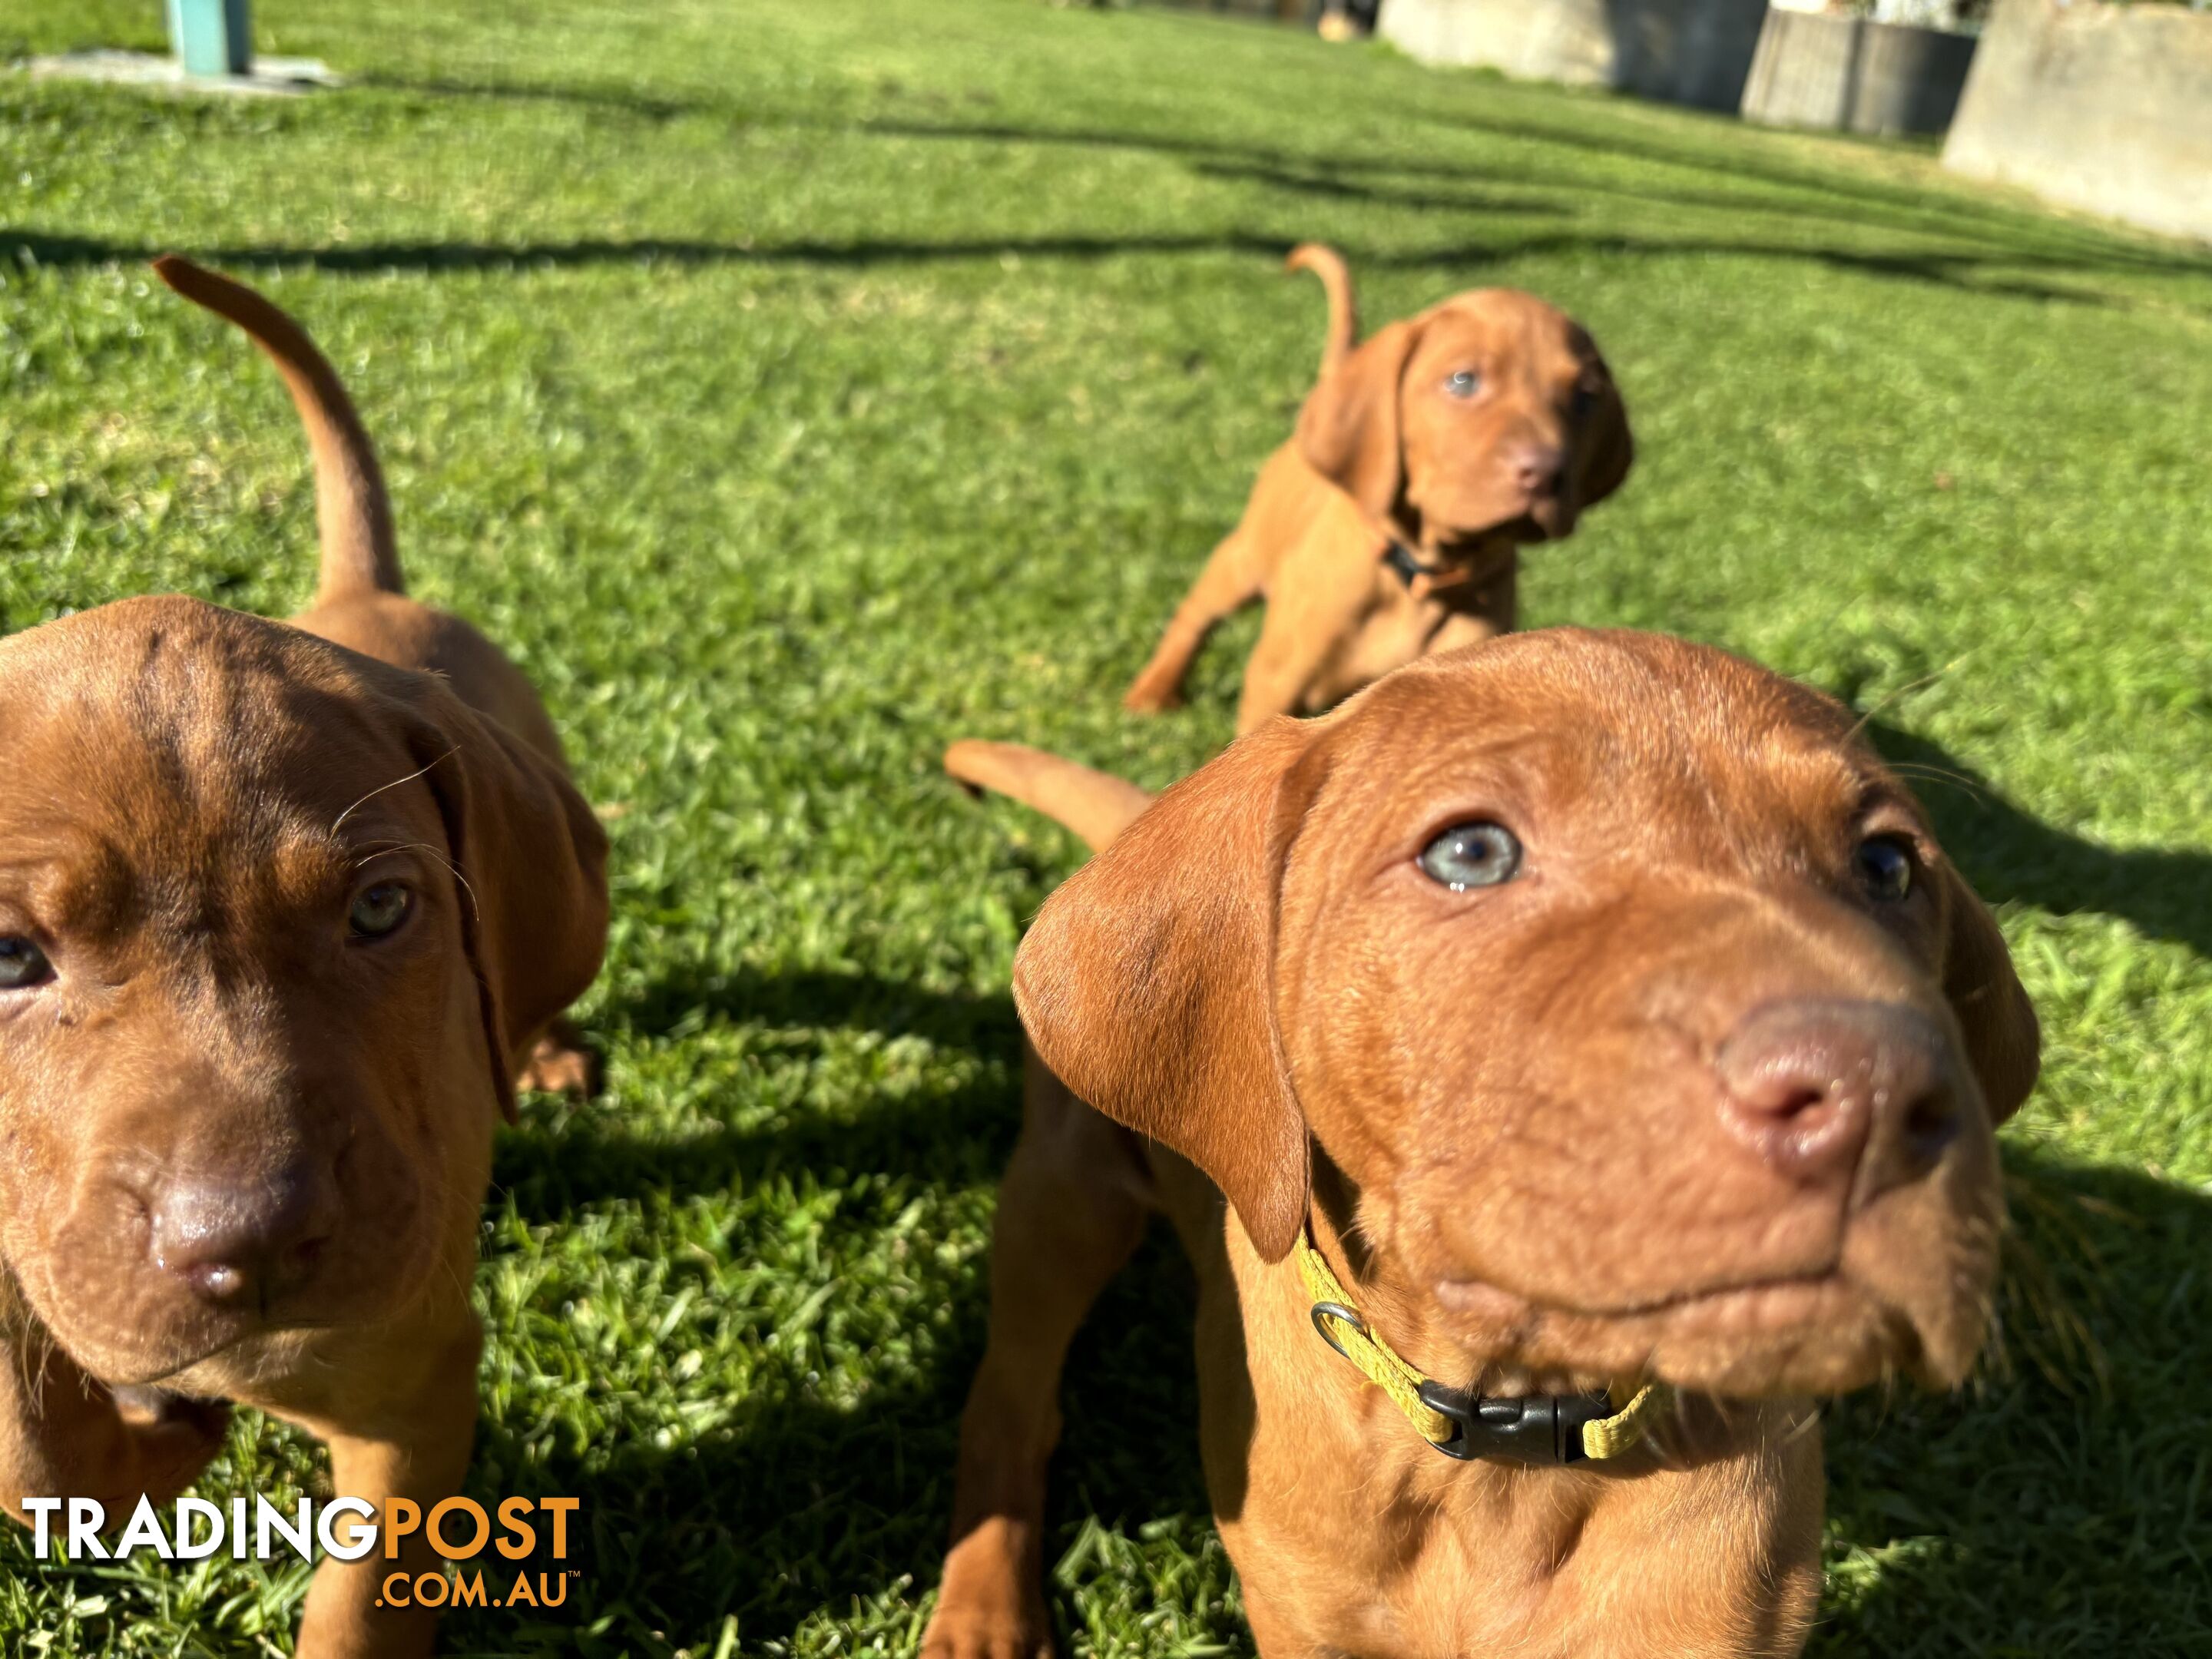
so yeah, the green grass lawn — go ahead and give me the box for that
[4,0,2210,1652]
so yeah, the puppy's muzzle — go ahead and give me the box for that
[1508,442,1565,502]
[1714,998,1965,1200]
[145,1160,338,1313]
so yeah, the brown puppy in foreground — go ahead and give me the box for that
[0,260,608,1657]
[1124,246,1632,733]
[931,631,2038,1659]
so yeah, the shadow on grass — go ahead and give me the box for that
[496,1068,1016,1217]
[15,32,2210,313]
[11,66,2208,309]
[1186,158,2200,310]
[472,1122,2209,1654]
[497,969,1022,1213]
[452,1217,1214,1657]
[1868,720,2212,962]
[475,961,1216,1651]
[326,68,2199,264]
[478,770,2208,1652]
[1,225,2159,315]
[350,72,733,125]
[1812,1146,2212,1656]
[2,227,1293,273]
[339,65,2210,280]
[607,964,1019,1055]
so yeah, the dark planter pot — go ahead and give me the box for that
[1741,8,1977,138]
[1379,0,1770,112]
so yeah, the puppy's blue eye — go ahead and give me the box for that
[1419,822,1522,891]
[1855,836,1914,902]
[349,882,414,940]
[0,936,52,990]
[1444,369,1482,400]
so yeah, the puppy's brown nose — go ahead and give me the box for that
[1715,999,1962,1191]
[149,1165,334,1310]
[1512,444,1565,498]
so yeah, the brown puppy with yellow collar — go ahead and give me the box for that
[0,260,608,1657]
[929,631,2037,1658]
[1124,247,1632,733]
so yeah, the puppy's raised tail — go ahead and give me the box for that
[1286,242,1357,377]
[944,741,1153,855]
[152,255,402,603]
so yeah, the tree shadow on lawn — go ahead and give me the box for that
[607,963,1021,1059]
[1,227,1291,273]
[1184,159,2198,311]
[466,1123,2210,1655]
[1810,1146,2212,1655]
[477,958,1222,1651]
[342,70,2206,279]
[1867,720,2212,962]
[475,756,2210,1651]
[1,225,2150,315]
[496,1066,1015,1216]
[340,63,2212,285]
[497,966,1025,1214]
[449,1214,1217,1657]
[15,61,2209,310]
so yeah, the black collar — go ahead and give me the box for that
[1412,1380,1624,1464]
[1382,536,1448,589]
[1300,1227,1667,1465]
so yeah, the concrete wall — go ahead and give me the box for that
[1379,0,1770,111]
[1151,0,1316,18]
[1379,0,1614,87]
[1943,0,2212,244]
[1742,9,1977,137]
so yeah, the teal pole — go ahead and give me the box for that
[167,0,253,78]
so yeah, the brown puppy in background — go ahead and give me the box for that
[930,631,2038,1659]
[1124,245,1633,732]
[0,259,608,1657]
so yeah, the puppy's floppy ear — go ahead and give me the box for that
[1295,319,1421,523]
[396,679,611,1124]
[1936,866,2040,1124]
[1014,720,1326,1262]
[1572,346,1633,511]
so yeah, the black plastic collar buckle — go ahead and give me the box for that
[1414,1381,1617,1464]
[1382,538,1439,589]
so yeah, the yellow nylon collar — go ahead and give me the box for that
[1296,1228,1667,1464]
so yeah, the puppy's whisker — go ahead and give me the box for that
[347,839,445,867]
[1885,764,1989,804]
[349,840,481,923]
[1842,657,1969,740]
[333,747,459,832]
[25,1324,58,1415]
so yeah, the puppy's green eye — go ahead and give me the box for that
[1444,369,1482,399]
[349,882,414,940]
[1855,836,1914,902]
[1419,822,1522,891]
[0,936,51,989]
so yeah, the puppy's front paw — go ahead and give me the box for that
[922,1521,1055,1659]
[109,1386,232,1500]
[921,1606,1054,1659]
[518,1023,595,1096]
[1121,673,1184,715]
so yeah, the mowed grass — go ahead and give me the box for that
[3,0,2210,1652]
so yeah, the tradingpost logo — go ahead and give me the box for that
[24,1494,583,1611]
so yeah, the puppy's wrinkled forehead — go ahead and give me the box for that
[0,597,432,942]
[1316,631,1891,866]
[1420,291,1594,381]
